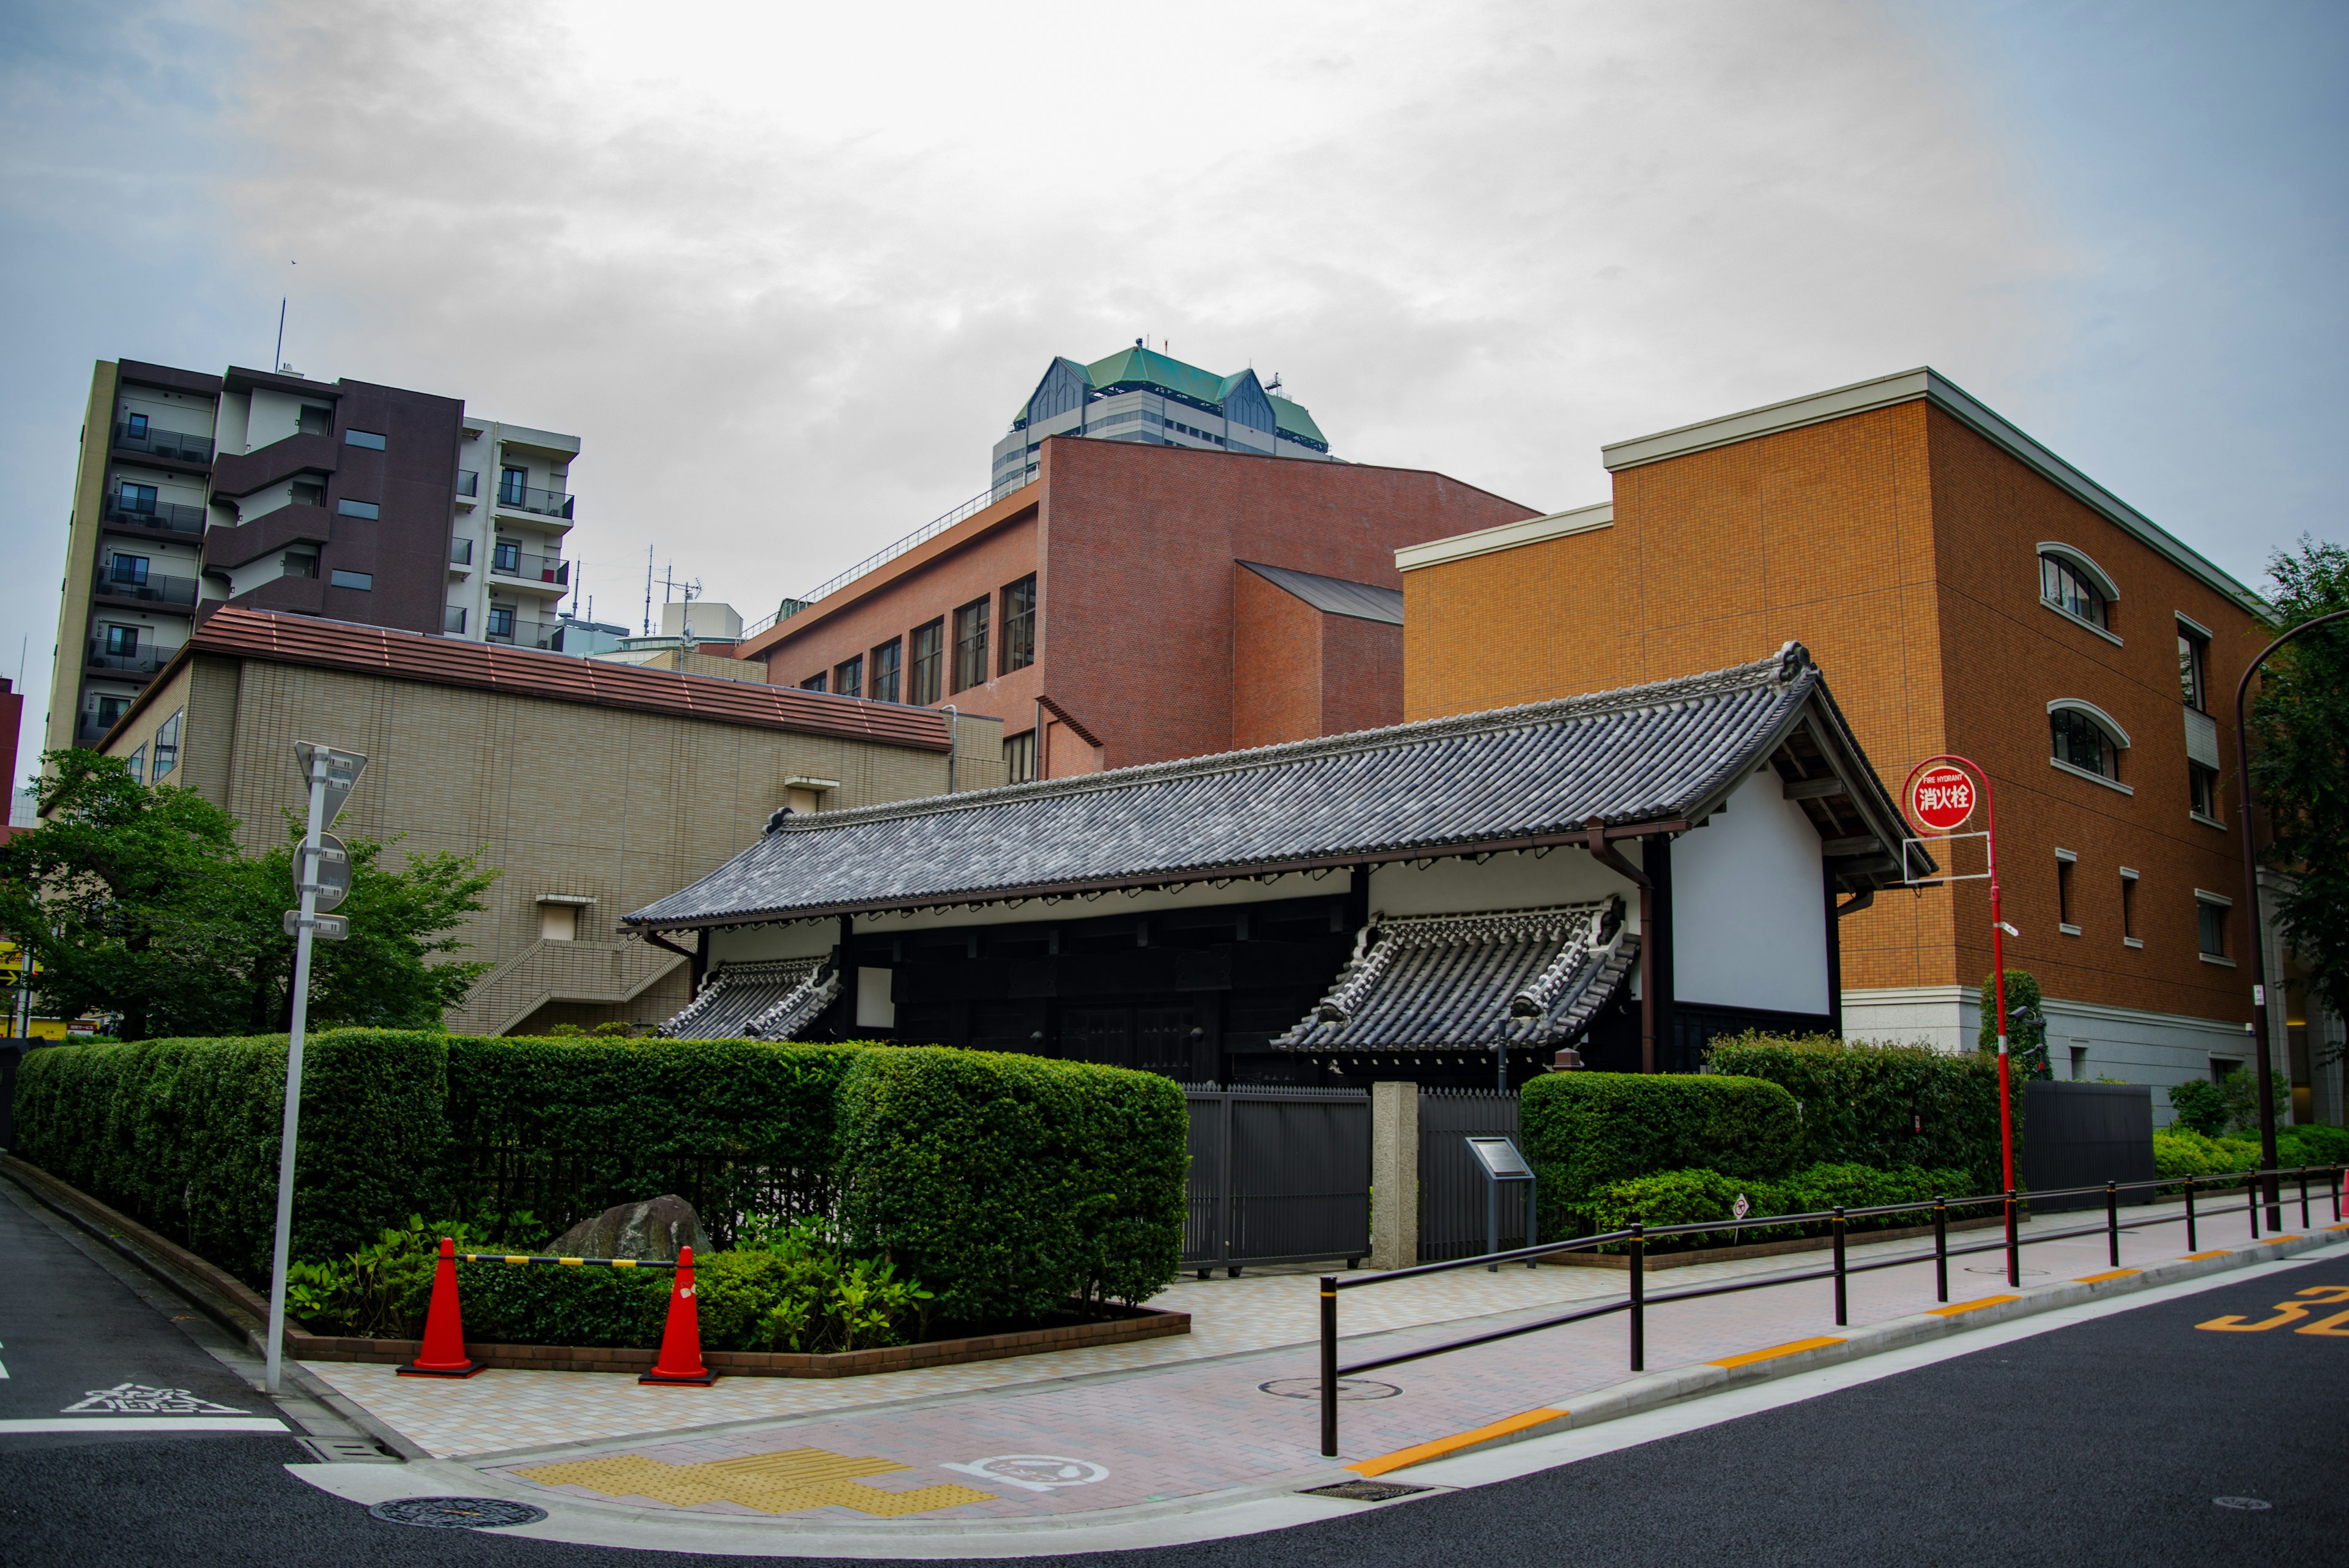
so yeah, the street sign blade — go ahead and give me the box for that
[294,832,351,913]
[291,742,368,823]
[283,910,349,941]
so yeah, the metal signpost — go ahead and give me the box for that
[1464,1135,1538,1271]
[1901,756,2017,1197]
[264,742,366,1395]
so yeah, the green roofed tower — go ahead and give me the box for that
[990,343,1336,499]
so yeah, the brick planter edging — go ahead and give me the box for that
[0,1153,1189,1378]
[301,1304,1190,1378]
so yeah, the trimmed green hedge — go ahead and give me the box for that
[836,1047,1189,1323]
[13,1031,1187,1320]
[1572,1161,1975,1251]
[13,1031,449,1281]
[1520,1071,1801,1240]
[1704,1032,2011,1191]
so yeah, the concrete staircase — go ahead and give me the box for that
[444,938,685,1037]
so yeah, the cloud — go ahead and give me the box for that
[203,0,2058,622]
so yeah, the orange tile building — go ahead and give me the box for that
[1399,368,2334,1123]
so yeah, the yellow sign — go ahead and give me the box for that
[2197,1284,2349,1335]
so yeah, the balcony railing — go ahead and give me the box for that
[738,485,997,640]
[114,422,214,463]
[94,567,199,608]
[457,469,480,497]
[86,640,182,677]
[445,605,469,634]
[484,611,565,650]
[103,496,208,535]
[495,481,574,519]
[489,548,570,587]
[450,538,475,567]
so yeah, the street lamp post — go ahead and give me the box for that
[2231,606,2349,1232]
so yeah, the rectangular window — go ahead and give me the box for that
[105,625,139,657]
[2177,622,2211,712]
[118,482,158,515]
[152,710,182,782]
[800,672,827,693]
[492,540,521,573]
[1000,574,1036,674]
[290,479,325,507]
[344,428,387,450]
[328,569,373,590]
[2197,897,2228,959]
[908,619,944,705]
[539,904,579,942]
[2069,1045,2090,1082]
[283,552,318,578]
[127,745,146,784]
[94,695,133,729]
[109,554,150,585]
[125,412,149,438]
[2189,762,2220,821]
[336,499,379,520]
[499,466,529,505]
[1004,729,1037,784]
[2121,871,2139,943]
[486,606,516,640]
[952,597,990,692]
[298,404,333,436]
[869,639,902,704]
[2056,855,2076,929]
[834,654,864,700]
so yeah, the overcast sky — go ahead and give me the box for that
[4,0,2343,773]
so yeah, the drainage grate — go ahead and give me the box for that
[295,1436,401,1465]
[1260,1378,1400,1400]
[369,1497,548,1529]
[1302,1480,1434,1503]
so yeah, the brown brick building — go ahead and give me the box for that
[731,437,1535,776]
[1398,368,2337,1123]
[92,608,1003,1034]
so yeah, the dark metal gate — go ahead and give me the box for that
[1417,1088,1531,1261]
[1184,1086,1370,1274]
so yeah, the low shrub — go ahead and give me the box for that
[1520,1071,1801,1239]
[13,1031,450,1282]
[835,1047,1189,1323]
[1573,1161,1972,1252]
[2280,1124,2349,1166]
[1704,1032,2010,1191]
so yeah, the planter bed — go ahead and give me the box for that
[0,1155,1187,1377]
[1543,1213,2005,1271]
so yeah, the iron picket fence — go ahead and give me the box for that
[1184,1086,1370,1275]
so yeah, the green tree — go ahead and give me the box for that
[0,749,497,1038]
[1978,967,2049,1080]
[2249,538,2349,1049]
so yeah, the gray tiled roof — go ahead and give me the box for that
[625,643,1909,931]
[657,958,838,1039]
[1274,901,1637,1052]
[1238,560,1405,625]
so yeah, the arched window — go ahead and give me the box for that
[2038,545,2118,634]
[2048,700,2131,786]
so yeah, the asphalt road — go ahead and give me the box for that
[2,1180,2341,1567]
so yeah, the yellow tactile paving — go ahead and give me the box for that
[517,1446,995,1517]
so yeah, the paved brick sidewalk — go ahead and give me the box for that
[303,1197,2334,1526]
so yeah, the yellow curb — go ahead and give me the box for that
[1929,1295,2018,1317]
[1710,1336,1846,1370]
[2074,1269,2140,1284]
[1346,1407,1568,1478]
[2182,1250,2231,1260]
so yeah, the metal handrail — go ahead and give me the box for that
[114,422,214,463]
[103,496,208,535]
[94,568,199,606]
[494,481,574,519]
[1315,1161,2344,1457]
[738,483,1022,641]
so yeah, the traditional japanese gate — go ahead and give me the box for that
[1182,1086,1370,1275]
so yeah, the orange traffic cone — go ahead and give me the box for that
[398,1237,483,1378]
[639,1245,716,1385]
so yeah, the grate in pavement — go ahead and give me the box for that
[1302,1480,1434,1502]
[369,1497,548,1529]
[295,1436,401,1465]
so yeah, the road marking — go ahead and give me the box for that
[61,1383,250,1415]
[2075,1269,2140,1284]
[2197,1284,2349,1332]
[1348,1407,1568,1477]
[1928,1295,2017,1317]
[0,1418,288,1434]
[1711,1336,1845,1370]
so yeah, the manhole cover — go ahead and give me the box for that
[1302,1480,1433,1502]
[1260,1378,1400,1400]
[2213,1496,2273,1512]
[369,1496,548,1529]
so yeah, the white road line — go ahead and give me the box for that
[0,1418,288,1434]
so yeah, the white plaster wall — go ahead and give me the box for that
[245,389,308,450]
[117,387,217,438]
[1368,847,1636,924]
[1673,770,1828,1014]
[213,390,250,453]
[707,920,837,965]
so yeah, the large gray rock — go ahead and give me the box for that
[547,1195,713,1261]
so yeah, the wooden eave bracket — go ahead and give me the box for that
[1583,817,1653,889]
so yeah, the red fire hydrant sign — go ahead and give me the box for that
[1911,764,1976,831]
